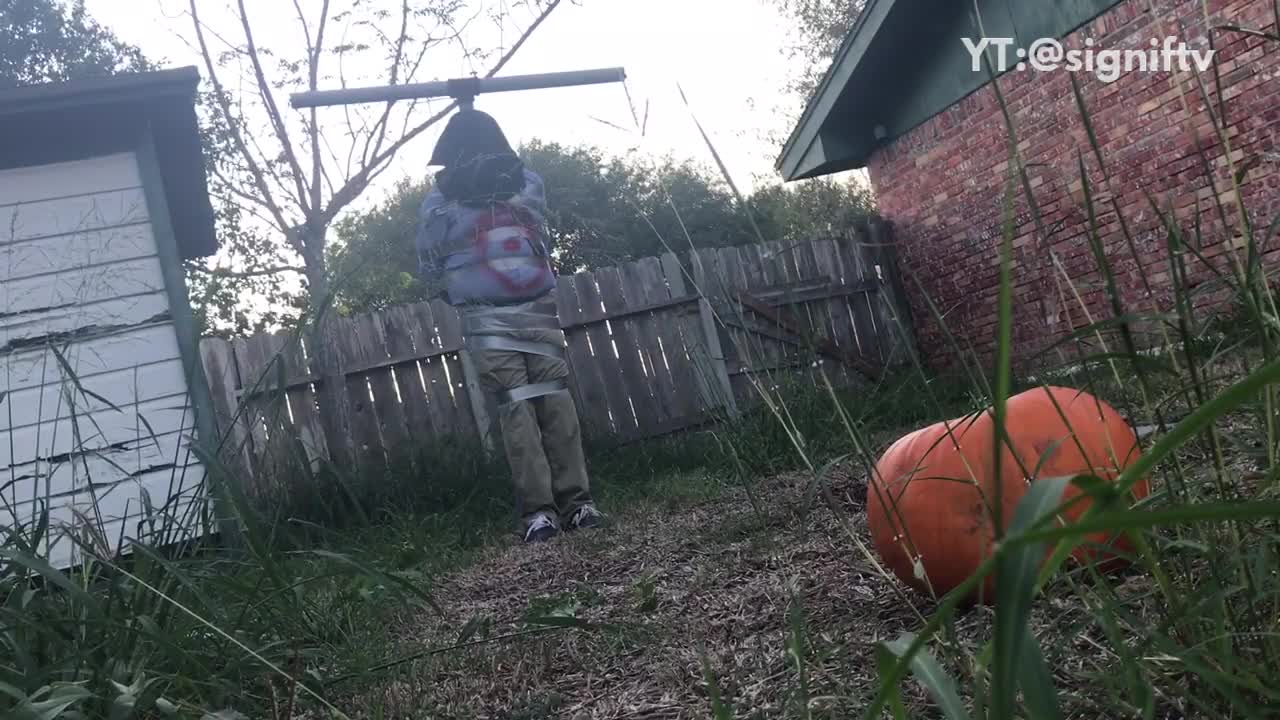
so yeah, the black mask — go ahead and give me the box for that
[429,109,526,203]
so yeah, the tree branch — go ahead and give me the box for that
[208,164,284,216]
[235,0,315,219]
[188,0,297,251]
[305,0,332,235]
[191,265,306,279]
[361,0,412,167]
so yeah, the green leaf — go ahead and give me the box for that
[874,643,910,720]
[201,710,249,720]
[992,475,1071,720]
[0,681,28,702]
[110,690,137,720]
[15,684,92,720]
[1021,501,1280,544]
[881,633,970,720]
[298,548,442,616]
[1069,474,1120,504]
[522,615,592,629]
[1016,632,1060,720]
[455,614,490,644]
[0,549,98,609]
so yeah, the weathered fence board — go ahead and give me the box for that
[557,276,608,435]
[383,306,434,444]
[575,271,633,437]
[199,230,913,487]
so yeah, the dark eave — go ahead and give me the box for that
[0,67,218,259]
[775,0,897,182]
[777,0,1127,182]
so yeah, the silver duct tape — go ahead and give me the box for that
[463,311,561,334]
[498,380,569,405]
[467,334,566,360]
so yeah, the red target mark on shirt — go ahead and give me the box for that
[473,203,551,293]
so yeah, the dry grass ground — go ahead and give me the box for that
[332,461,1170,720]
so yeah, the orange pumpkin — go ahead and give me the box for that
[866,385,1150,603]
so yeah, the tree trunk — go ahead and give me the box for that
[302,227,355,469]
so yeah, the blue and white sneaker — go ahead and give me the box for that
[566,503,605,531]
[523,511,559,543]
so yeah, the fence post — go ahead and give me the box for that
[458,349,496,455]
[697,297,739,419]
[861,218,917,365]
[197,336,254,545]
[678,250,738,421]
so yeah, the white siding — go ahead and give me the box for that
[1,152,208,568]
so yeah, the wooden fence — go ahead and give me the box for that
[198,222,913,485]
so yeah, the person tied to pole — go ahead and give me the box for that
[415,107,605,543]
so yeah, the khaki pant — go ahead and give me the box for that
[468,323,593,523]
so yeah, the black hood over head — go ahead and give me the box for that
[430,108,525,204]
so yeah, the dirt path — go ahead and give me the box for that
[338,466,979,719]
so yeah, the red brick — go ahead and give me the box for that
[866,0,1279,367]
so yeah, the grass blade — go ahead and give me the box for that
[1016,631,1061,720]
[701,651,735,720]
[881,633,970,720]
[874,643,910,720]
[992,476,1071,720]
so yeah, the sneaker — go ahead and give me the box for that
[523,512,559,543]
[566,503,605,531]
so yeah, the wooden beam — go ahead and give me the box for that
[560,292,702,330]
[235,342,464,400]
[614,410,717,446]
[748,279,880,307]
[734,290,884,381]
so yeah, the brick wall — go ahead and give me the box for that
[867,0,1280,369]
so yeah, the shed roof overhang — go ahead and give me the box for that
[0,67,218,258]
[776,0,1125,181]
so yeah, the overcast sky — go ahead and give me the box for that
[84,0,810,208]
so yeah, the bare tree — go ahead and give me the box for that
[773,0,864,103]
[186,0,563,466]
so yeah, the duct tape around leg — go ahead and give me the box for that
[467,333,566,360]
[498,380,569,405]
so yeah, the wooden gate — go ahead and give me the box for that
[685,221,912,403]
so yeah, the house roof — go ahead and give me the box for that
[776,0,1124,181]
[0,67,218,258]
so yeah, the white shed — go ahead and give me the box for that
[1,67,221,569]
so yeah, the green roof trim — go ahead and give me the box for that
[776,0,1126,181]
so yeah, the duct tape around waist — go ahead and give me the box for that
[465,333,566,361]
[462,309,561,335]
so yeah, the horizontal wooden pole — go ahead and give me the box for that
[290,67,626,108]
[235,342,463,400]
[612,410,719,446]
[562,292,702,330]
[748,279,880,307]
